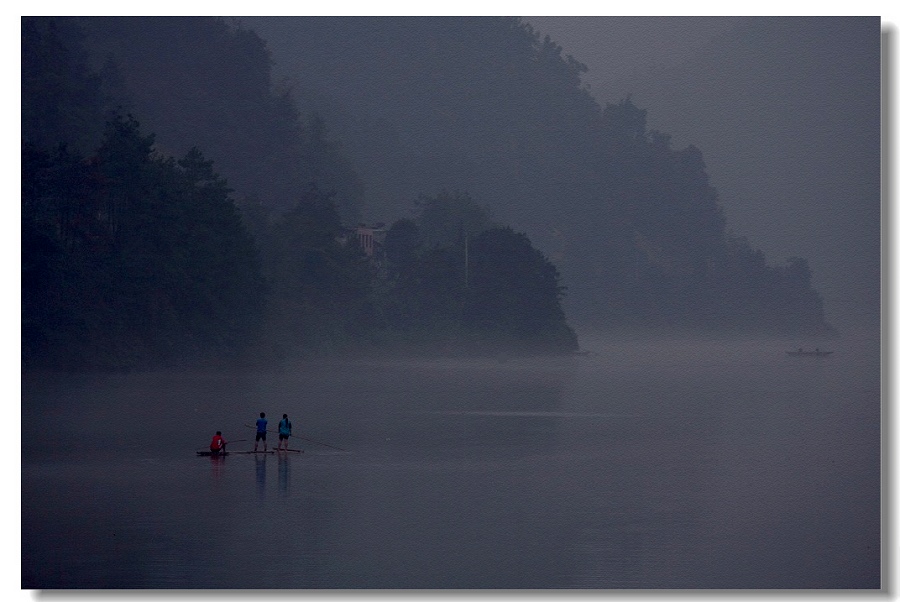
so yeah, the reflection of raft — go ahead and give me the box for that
[786,349,833,357]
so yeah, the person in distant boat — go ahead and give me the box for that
[254,412,268,452]
[210,431,227,455]
[277,414,292,451]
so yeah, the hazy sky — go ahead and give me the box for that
[523,16,883,333]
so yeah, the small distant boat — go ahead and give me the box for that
[786,348,833,357]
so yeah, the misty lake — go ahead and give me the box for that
[21,334,880,589]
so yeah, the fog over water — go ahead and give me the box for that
[22,333,880,588]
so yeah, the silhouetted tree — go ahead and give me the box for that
[464,227,577,352]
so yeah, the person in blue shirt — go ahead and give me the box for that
[277,414,292,451]
[254,412,268,452]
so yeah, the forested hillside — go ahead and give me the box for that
[21,17,833,369]
[247,17,835,335]
[21,17,577,369]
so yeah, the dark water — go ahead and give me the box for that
[21,334,881,589]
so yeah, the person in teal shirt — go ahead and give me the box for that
[277,414,292,451]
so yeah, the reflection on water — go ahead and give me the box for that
[255,455,266,499]
[278,453,290,496]
[210,454,225,480]
[21,335,881,588]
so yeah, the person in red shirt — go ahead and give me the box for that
[210,431,227,455]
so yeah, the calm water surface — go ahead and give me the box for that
[21,335,881,588]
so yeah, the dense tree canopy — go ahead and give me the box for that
[22,116,265,369]
[373,197,578,354]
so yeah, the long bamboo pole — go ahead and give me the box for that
[244,424,347,452]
